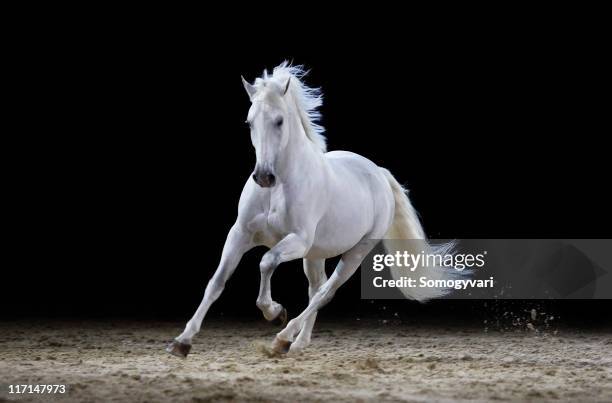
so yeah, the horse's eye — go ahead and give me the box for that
[275,117,283,127]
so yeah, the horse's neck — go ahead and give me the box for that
[276,119,325,184]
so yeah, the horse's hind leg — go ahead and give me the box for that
[167,223,253,358]
[272,239,377,353]
[289,258,327,353]
[256,232,311,325]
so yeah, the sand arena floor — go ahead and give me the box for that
[0,319,611,402]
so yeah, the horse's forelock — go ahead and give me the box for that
[250,62,327,152]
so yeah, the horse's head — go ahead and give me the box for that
[242,75,291,188]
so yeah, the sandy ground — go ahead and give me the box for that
[0,319,611,402]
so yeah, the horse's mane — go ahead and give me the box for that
[254,62,327,153]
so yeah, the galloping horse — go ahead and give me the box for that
[167,62,459,357]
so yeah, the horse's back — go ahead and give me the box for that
[324,150,390,193]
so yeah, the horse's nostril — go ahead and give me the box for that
[253,171,275,187]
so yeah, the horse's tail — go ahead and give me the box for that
[381,168,467,302]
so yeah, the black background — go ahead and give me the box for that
[5,26,611,326]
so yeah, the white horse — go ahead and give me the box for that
[167,62,459,357]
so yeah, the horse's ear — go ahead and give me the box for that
[283,77,291,96]
[241,76,256,100]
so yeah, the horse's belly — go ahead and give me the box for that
[306,236,363,259]
[306,206,374,259]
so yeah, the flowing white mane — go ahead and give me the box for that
[253,62,327,152]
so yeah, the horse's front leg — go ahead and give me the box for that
[166,223,253,358]
[256,232,311,325]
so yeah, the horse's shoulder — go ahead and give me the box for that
[237,177,269,217]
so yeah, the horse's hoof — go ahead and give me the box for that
[271,337,292,354]
[270,308,288,327]
[289,341,308,355]
[166,340,191,358]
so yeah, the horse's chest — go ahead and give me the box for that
[264,189,291,235]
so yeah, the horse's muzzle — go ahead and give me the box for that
[253,170,276,188]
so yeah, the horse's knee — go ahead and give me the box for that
[260,253,278,274]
